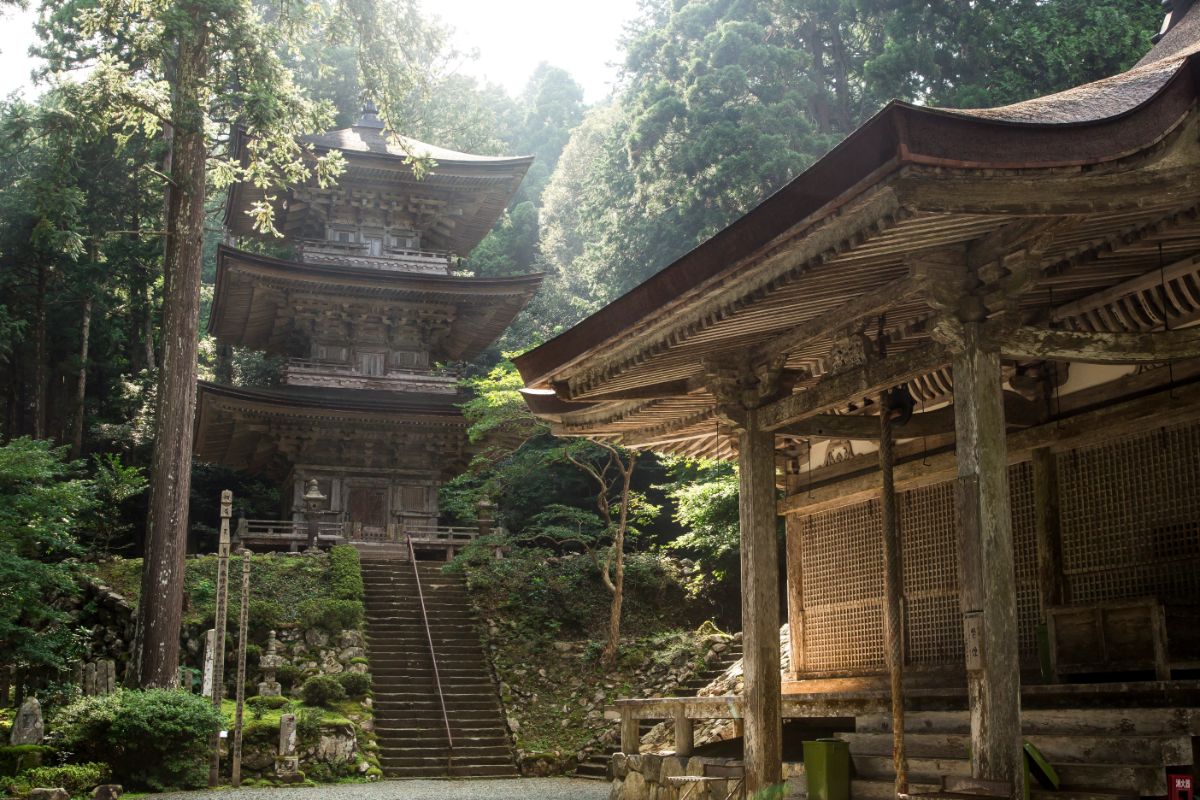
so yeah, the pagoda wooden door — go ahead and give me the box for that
[347,487,387,542]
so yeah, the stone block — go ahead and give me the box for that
[624,770,648,800]
[611,752,628,778]
[608,779,624,800]
[659,756,686,783]
[27,790,69,800]
[641,753,663,783]
[626,753,643,774]
[278,714,297,756]
[10,697,43,745]
[92,785,123,800]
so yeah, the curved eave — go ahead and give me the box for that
[223,129,533,255]
[208,245,543,361]
[514,53,1200,391]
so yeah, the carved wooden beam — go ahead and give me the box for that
[1002,326,1200,364]
[757,342,950,431]
[774,392,1041,439]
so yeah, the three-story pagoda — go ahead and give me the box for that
[195,106,541,542]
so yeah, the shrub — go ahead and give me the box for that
[51,689,222,791]
[247,599,286,639]
[295,707,324,744]
[329,545,364,601]
[297,598,363,633]
[300,675,345,708]
[21,762,110,795]
[0,745,52,776]
[337,671,372,698]
[275,663,301,691]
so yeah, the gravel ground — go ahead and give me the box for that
[147,778,611,800]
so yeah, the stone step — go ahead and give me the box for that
[838,732,1192,765]
[850,755,1168,797]
[381,764,518,778]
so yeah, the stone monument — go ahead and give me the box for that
[257,630,284,697]
[10,697,43,745]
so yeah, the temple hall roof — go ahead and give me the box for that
[514,8,1200,459]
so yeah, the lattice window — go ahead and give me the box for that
[1009,462,1040,661]
[1059,421,1200,605]
[800,501,884,673]
[900,482,960,666]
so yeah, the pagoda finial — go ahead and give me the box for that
[357,99,385,130]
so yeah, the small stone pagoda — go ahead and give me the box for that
[195,106,541,543]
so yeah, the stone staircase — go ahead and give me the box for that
[840,707,1198,800]
[361,558,517,778]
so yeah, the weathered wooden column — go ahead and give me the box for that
[738,407,783,794]
[784,457,806,679]
[1032,447,1064,612]
[952,325,1023,794]
[879,393,908,795]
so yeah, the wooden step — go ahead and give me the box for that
[838,732,1192,765]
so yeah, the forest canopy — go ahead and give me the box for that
[0,0,1163,669]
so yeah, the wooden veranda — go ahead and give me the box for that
[516,10,1200,797]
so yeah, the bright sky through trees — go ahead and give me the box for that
[0,0,639,100]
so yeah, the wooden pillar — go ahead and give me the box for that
[674,708,695,757]
[879,393,908,795]
[620,708,640,755]
[738,408,782,793]
[785,515,806,678]
[953,327,1023,795]
[1032,447,1064,611]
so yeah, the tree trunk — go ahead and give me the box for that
[135,9,210,689]
[70,294,93,459]
[33,263,47,439]
[601,454,636,665]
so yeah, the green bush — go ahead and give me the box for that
[337,671,372,698]
[21,762,110,795]
[297,598,363,633]
[247,599,286,639]
[51,689,222,791]
[329,545,364,601]
[300,675,345,708]
[0,745,52,776]
[275,663,301,691]
[295,707,324,744]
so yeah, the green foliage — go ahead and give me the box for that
[329,545,364,601]
[51,689,222,791]
[295,707,325,744]
[275,663,302,692]
[300,675,346,708]
[661,458,741,596]
[246,694,288,721]
[0,744,53,776]
[298,598,364,634]
[83,453,147,556]
[20,762,110,795]
[0,438,90,672]
[337,671,372,698]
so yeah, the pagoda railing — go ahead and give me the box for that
[281,360,459,393]
[296,241,452,274]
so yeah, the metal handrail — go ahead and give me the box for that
[405,533,454,768]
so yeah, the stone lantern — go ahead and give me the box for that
[257,630,284,697]
[303,478,327,552]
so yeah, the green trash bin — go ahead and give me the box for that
[803,738,851,800]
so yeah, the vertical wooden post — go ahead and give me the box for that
[785,515,806,678]
[620,708,640,755]
[231,548,251,787]
[674,708,695,757]
[738,408,782,794]
[1032,447,1063,611]
[953,327,1023,795]
[209,490,232,787]
[879,393,908,796]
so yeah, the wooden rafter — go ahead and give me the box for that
[1002,325,1200,363]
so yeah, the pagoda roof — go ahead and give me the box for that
[514,10,1200,459]
[207,245,543,361]
[224,109,533,255]
[194,380,468,478]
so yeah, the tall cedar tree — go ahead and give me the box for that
[37,0,445,687]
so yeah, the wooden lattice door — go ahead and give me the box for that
[347,487,387,541]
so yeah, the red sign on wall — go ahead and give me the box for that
[1169,773,1193,800]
